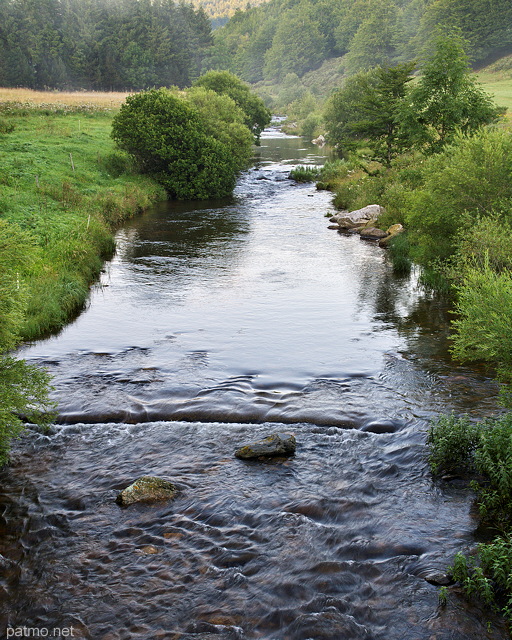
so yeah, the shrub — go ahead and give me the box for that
[387,232,412,276]
[427,413,481,476]
[111,88,240,200]
[289,165,320,182]
[451,264,512,383]
[428,412,512,619]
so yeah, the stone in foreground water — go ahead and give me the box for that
[116,476,177,506]
[235,433,296,459]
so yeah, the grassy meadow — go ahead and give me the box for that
[0,89,165,340]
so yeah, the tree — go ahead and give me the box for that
[184,86,253,172]
[263,5,327,80]
[401,31,503,153]
[324,62,415,165]
[193,70,271,142]
[111,88,241,200]
[344,0,402,74]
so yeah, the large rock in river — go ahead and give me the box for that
[116,476,177,506]
[235,433,296,459]
[331,204,383,230]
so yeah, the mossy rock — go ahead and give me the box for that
[235,433,296,459]
[116,475,177,506]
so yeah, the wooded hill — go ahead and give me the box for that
[0,0,212,90]
[1,0,511,92]
[209,0,512,83]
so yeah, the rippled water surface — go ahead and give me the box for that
[1,130,507,639]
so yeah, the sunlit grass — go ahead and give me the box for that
[0,87,132,109]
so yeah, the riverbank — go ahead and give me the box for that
[0,96,166,341]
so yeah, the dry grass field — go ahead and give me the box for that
[0,87,132,108]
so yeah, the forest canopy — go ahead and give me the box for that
[209,0,512,83]
[1,0,511,90]
[0,0,212,90]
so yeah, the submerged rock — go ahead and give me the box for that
[235,433,296,459]
[116,475,177,506]
[424,571,455,586]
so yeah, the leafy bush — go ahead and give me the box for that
[387,232,412,275]
[112,88,240,200]
[428,412,512,619]
[451,264,512,383]
[289,165,320,182]
[450,538,512,621]
[427,413,481,476]
[193,70,271,142]
[184,86,253,172]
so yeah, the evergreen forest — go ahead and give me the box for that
[0,0,212,90]
[2,0,512,91]
[211,0,512,83]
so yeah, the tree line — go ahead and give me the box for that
[0,0,212,90]
[210,0,512,83]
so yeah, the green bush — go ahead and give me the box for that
[112,88,241,200]
[387,232,412,275]
[289,165,320,182]
[193,70,271,142]
[404,128,512,265]
[427,413,481,476]
[451,264,512,383]
[428,412,512,619]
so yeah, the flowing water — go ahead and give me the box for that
[1,129,508,639]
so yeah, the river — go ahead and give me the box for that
[1,128,507,639]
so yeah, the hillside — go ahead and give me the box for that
[191,0,272,22]
[208,0,512,84]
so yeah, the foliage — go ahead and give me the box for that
[112,87,250,199]
[288,165,321,182]
[403,128,512,264]
[208,0,512,85]
[184,86,254,171]
[325,62,415,165]
[427,414,481,476]
[451,264,512,384]
[387,232,412,276]
[0,355,55,465]
[401,31,503,153]
[193,70,271,142]
[344,0,401,75]
[0,0,212,91]
[428,412,512,620]
[263,6,327,80]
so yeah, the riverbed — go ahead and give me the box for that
[1,129,507,639]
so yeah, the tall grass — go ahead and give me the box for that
[0,97,165,340]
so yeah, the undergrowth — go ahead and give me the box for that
[428,412,512,621]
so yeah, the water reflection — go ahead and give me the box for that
[4,132,507,639]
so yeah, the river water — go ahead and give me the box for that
[1,129,507,639]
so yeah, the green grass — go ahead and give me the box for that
[476,70,512,121]
[0,101,166,340]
